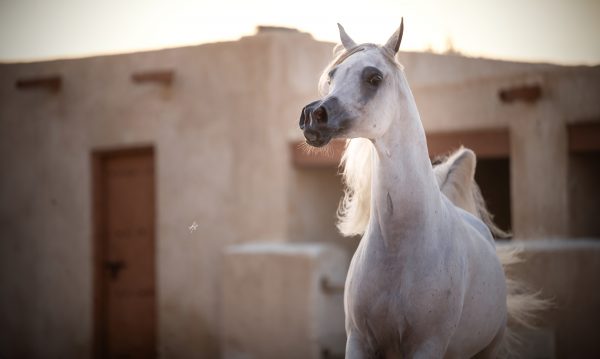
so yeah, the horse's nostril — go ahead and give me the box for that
[313,106,328,124]
[304,129,319,142]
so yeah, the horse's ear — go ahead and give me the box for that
[337,23,357,50]
[384,18,404,54]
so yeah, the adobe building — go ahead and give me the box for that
[0,27,599,358]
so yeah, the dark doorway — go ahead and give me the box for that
[569,151,600,238]
[426,129,512,236]
[568,122,600,238]
[475,158,512,234]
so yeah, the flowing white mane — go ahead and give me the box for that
[337,138,375,236]
[337,137,512,239]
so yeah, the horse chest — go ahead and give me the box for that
[345,253,415,355]
[345,241,410,328]
[345,232,465,346]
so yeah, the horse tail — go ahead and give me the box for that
[497,247,552,357]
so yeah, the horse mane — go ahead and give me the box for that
[337,138,375,236]
[337,143,511,239]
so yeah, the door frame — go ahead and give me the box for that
[91,145,156,358]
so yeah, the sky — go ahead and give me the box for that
[1,0,599,65]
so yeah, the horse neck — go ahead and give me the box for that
[368,75,441,242]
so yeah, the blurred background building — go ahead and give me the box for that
[0,27,599,358]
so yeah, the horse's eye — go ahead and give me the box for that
[327,68,337,85]
[368,74,382,86]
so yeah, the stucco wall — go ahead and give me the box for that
[0,29,333,358]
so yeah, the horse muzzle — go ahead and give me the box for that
[299,97,351,147]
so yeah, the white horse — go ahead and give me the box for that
[299,20,546,358]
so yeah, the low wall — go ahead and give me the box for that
[221,242,349,359]
[221,239,599,359]
[499,239,600,358]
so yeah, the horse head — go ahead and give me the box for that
[299,20,405,147]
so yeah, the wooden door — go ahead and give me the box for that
[93,147,156,358]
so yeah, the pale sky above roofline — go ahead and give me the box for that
[1,0,599,66]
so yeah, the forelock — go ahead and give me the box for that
[318,43,403,95]
[332,44,401,69]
